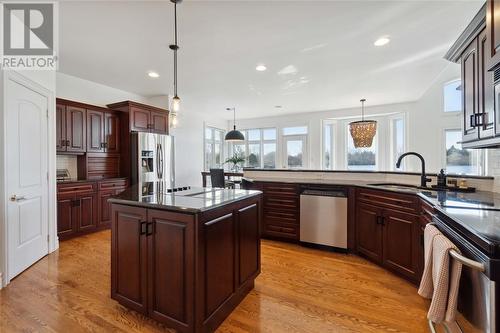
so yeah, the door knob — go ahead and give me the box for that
[10,195,26,202]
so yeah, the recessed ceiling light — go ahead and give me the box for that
[256,64,267,71]
[374,37,390,46]
[148,71,160,78]
[274,105,282,109]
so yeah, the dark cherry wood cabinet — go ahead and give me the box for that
[57,179,127,239]
[487,0,500,71]
[56,103,86,153]
[111,195,261,333]
[461,38,480,142]
[356,202,383,264]
[107,101,169,134]
[56,182,97,240]
[356,189,423,283]
[87,109,121,153]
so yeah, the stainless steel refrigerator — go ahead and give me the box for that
[131,132,175,187]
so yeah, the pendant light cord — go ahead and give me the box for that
[360,98,366,121]
[233,107,236,130]
[173,2,178,97]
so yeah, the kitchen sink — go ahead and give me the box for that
[368,183,426,192]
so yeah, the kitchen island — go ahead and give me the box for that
[109,183,262,333]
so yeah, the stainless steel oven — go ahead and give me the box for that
[433,216,497,333]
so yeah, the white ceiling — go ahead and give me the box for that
[58,0,483,119]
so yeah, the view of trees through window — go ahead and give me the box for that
[231,128,277,168]
[445,130,479,175]
[347,128,377,170]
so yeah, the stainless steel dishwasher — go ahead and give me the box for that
[300,188,348,250]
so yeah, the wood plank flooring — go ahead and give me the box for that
[0,230,452,332]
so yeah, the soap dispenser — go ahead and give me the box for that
[437,169,447,189]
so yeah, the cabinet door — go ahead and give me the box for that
[151,110,169,134]
[75,194,97,232]
[66,106,86,152]
[238,204,260,285]
[57,195,75,238]
[111,205,148,314]
[147,210,194,330]
[382,209,421,282]
[479,29,495,138]
[56,104,66,152]
[487,0,500,71]
[105,112,121,153]
[356,202,383,264]
[130,107,151,132]
[461,38,480,142]
[87,109,105,153]
[98,190,114,226]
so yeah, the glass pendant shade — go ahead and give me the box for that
[349,98,377,148]
[349,120,377,148]
[170,111,178,128]
[172,95,180,112]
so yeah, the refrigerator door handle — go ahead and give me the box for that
[156,143,161,179]
[159,143,164,179]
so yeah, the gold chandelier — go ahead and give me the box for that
[349,99,377,148]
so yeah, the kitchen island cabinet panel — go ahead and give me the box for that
[204,213,236,317]
[148,210,194,331]
[238,204,260,285]
[111,205,148,314]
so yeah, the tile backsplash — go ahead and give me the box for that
[56,155,78,179]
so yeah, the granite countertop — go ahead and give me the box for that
[57,177,127,184]
[109,183,262,213]
[247,176,500,253]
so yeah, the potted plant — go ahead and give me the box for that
[224,153,246,172]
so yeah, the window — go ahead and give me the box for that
[204,127,225,170]
[444,79,461,113]
[392,117,405,170]
[230,128,277,168]
[283,126,308,136]
[323,123,334,169]
[346,125,377,171]
[445,129,483,175]
[283,126,309,169]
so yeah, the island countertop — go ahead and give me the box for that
[108,182,262,213]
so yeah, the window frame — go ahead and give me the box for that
[282,134,309,169]
[443,78,462,114]
[203,126,226,171]
[321,120,336,170]
[389,114,407,171]
[230,127,277,169]
[442,128,485,176]
[345,123,379,171]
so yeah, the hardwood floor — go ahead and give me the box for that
[0,230,451,332]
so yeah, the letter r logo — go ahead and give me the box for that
[3,3,53,56]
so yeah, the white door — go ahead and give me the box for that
[6,77,49,280]
[283,135,308,169]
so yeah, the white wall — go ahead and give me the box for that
[228,62,486,176]
[56,72,149,107]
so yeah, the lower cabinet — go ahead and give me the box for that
[57,179,127,239]
[57,191,97,240]
[356,190,423,283]
[111,200,261,333]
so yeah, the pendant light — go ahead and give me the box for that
[169,0,181,114]
[349,99,377,148]
[225,107,245,141]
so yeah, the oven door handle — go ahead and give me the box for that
[449,249,485,272]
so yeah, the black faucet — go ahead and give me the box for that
[396,152,432,188]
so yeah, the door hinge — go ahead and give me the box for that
[47,234,50,242]
[46,109,49,118]
[47,172,49,181]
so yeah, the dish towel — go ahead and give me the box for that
[418,225,463,324]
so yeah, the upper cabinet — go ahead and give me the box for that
[87,108,121,153]
[107,101,169,135]
[57,103,86,154]
[445,3,500,148]
[487,0,500,71]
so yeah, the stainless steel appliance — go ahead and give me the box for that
[300,188,347,250]
[131,132,175,187]
[433,215,497,333]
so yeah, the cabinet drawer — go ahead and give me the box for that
[358,189,419,214]
[264,213,298,226]
[264,223,298,239]
[58,182,96,195]
[262,182,298,195]
[264,195,299,211]
[99,179,128,190]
